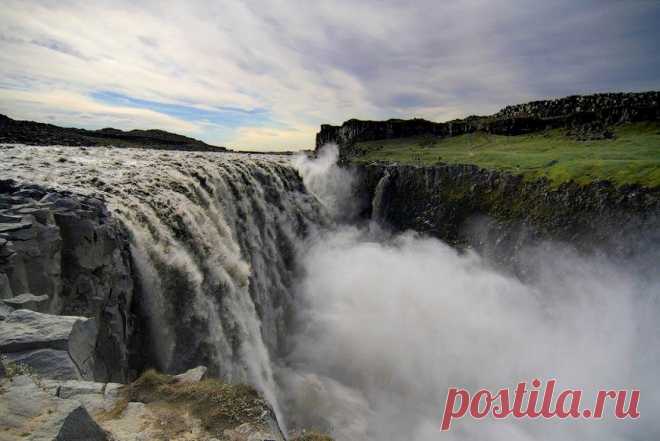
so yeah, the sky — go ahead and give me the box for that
[1,1,659,151]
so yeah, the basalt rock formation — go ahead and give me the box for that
[356,163,660,274]
[0,179,135,382]
[317,91,660,161]
[316,92,660,272]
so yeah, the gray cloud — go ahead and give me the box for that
[0,0,658,149]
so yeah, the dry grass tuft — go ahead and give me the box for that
[294,431,334,441]
[119,369,270,434]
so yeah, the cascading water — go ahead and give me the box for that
[371,169,391,223]
[3,143,659,441]
[0,144,328,428]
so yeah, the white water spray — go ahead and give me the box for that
[288,145,660,441]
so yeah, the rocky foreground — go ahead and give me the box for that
[0,179,134,383]
[0,364,297,441]
[0,270,323,440]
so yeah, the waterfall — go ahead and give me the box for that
[371,169,391,223]
[0,145,328,427]
[4,144,660,440]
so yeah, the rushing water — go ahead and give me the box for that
[2,143,659,440]
[0,144,327,427]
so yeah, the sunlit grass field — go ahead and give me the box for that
[352,121,660,187]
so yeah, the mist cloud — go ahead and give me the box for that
[283,149,660,440]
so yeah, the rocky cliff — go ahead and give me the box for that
[317,91,660,270]
[317,91,660,161]
[0,180,135,382]
[357,163,660,273]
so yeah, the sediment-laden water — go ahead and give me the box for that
[2,143,658,441]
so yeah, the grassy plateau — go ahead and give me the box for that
[351,121,660,187]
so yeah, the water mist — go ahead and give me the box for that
[286,145,660,441]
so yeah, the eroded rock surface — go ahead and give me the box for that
[0,179,135,382]
[358,163,660,274]
[0,375,109,441]
[1,293,49,312]
[5,349,80,381]
[0,309,83,353]
[0,309,95,381]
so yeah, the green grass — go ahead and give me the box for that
[351,122,660,187]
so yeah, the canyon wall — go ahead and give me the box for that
[317,91,660,270]
[317,91,660,161]
[357,163,660,272]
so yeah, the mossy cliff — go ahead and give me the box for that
[318,92,660,265]
[356,163,660,269]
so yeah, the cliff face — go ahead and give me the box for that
[318,92,660,269]
[357,164,660,270]
[316,91,660,161]
[494,91,660,119]
[0,180,135,382]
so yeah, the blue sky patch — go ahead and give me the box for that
[91,90,272,129]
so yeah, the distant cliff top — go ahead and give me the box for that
[316,91,660,187]
[0,114,229,152]
[494,91,660,119]
[316,91,660,150]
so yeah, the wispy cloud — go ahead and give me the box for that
[91,91,271,128]
[0,0,658,150]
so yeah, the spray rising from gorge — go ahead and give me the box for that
[289,145,660,441]
[2,143,659,440]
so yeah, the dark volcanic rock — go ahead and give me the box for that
[317,91,660,161]
[494,91,660,120]
[0,113,229,152]
[0,309,98,380]
[5,349,81,380]
[357,163,660,273]
[2,293,50,312]
[0,180,135,382]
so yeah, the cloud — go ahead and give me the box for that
[229,125,318,151]
[0,0,659,150]
[0,88,199,133]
